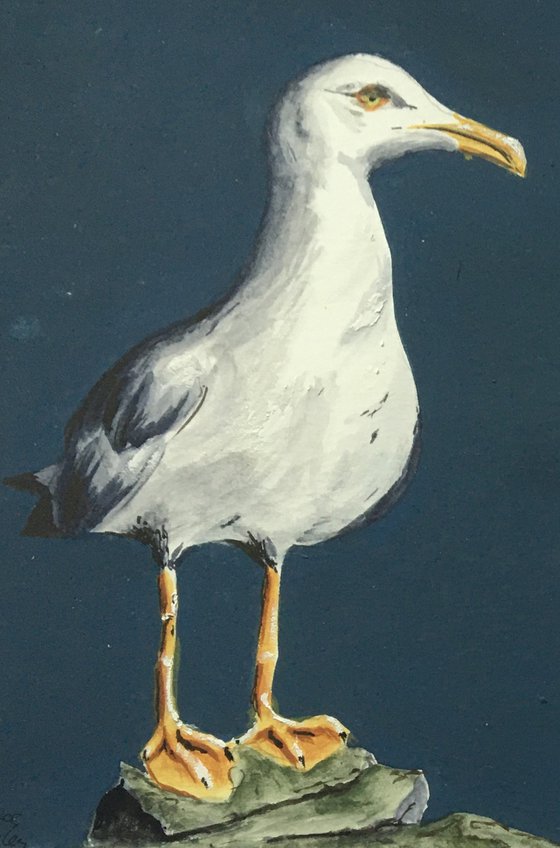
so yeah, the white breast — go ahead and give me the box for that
[98,158,419,560]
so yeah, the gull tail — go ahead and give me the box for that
[3,466,62,537]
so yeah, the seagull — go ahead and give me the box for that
[6,54,526,801]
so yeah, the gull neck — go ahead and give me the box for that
[242,154,391,309]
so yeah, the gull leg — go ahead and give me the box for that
[238,562,349,770]
[141,564,235,800]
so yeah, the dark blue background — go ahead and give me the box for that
[1,1,559,845]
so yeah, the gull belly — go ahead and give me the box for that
[98,158,420,560]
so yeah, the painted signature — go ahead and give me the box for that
[0,814,27,848]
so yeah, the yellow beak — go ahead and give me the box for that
[412,112,526,177]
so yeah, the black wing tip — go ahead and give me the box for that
[4,471,63,538]
[3,471,44,494]
[21,497,62,537]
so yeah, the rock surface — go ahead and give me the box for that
[269,814,560,848]
[87,746,427,846]
[86,747,556,848]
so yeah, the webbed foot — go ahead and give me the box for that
[142,715,235,800]
[237,710,348,770]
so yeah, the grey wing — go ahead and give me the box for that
[101,364,208,452]
[52,355,208,533]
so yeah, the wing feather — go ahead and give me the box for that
[53,346,209,533]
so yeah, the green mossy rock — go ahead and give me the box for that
[86,747,556,848]
[87,746,427,846]
[272,813,559,848]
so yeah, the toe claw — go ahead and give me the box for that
[240,712,349,771]
[176,729,205,754]
[268,729,284,749]
[224,746,235,762]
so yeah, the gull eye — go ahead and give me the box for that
[354,84,390,112]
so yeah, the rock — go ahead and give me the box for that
[86,748,556,848]
[86,746,429,846]
[269,813,560,848]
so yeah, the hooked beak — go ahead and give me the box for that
[412,113,526,177]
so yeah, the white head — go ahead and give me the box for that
[270,54,526,178]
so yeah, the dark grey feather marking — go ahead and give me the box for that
[175,386,208,436]
[104,371,207,453]
[232,533,278,570]
[220,513,241,529]
[128,519,170,567]
[361,392,389,418]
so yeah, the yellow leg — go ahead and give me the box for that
[238,564,349,770]
[253,562,281,715]
[141,565,235,800]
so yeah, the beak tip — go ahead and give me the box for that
[512,155,527,179]
[507,137,527,179]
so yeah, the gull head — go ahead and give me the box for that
[271,53,526,178]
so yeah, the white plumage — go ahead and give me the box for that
[9,53,525,569]
[6,52,526,801]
